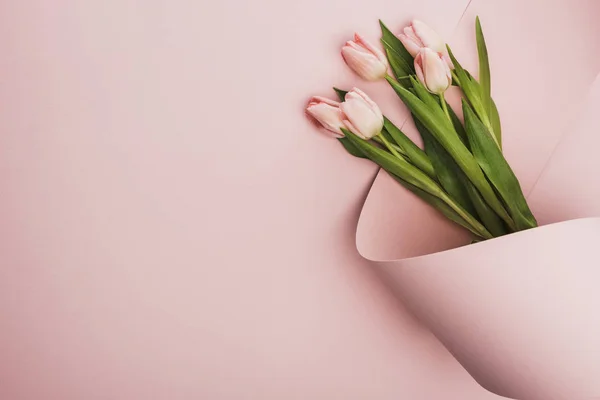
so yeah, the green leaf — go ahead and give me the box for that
[446,104,469,146]
[410,75,469,146]
[464,73,502,148]
[380,20,414,80]
[344,128,491,239]
[333,87,348,101]
[343,128,441,196]
[447,46,494,141]
[383,117,436,179]
[476,16,492,117]
[384,50,410,87]
[413,117,476,216]
[410,77,446,119]
[461,177,508,236]
[335,86,435,178]
[462,100,537,231]
[386,75,515,230]
[389,174,489,239]
[489,98,502,148]
[338,137,367,159]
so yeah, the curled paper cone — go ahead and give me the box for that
[354,1,600,398]
[358,72,600,399]
[375,218,600,400]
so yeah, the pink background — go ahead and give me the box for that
[1,0,594,399]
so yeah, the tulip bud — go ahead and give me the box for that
[398,20,453,68]
[341,33,388,81]
[398,20,446,57]
[414,48,452,95]
[340,88,384,140]
[306,96,345,138]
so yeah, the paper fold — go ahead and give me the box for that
[378,218,600,400]
[354,1,600,398]
[357,0,600,261]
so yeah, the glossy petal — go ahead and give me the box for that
[306,97,345,137]
[415,48,451,94]
[411,19,445,53]
[341,33,388,81]
[340,88,384,140]
[342,47,388,81]
[398,32,422,57]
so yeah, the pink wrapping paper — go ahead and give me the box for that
[354,1,600,399]
[379,218,600,400]
[1,0,598,399]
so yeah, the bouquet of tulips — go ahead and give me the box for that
[306,18,537,240]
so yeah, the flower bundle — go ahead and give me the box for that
[306,18,537,240]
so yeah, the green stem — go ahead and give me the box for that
[372,136,406,157]
[377,133,403,159]
[440,93,452,122]
[440,192,493,240]
[452,71,460,85]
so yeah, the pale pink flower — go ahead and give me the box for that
[306,96,345,138]
[414,48,452,95]
[398,20,445,56]
[341,33,388,81]
[340,88,383,140]
[398,20,453,68]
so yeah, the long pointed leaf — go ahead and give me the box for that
[462,100,537,231]
[343,129,441,196]
[464,73,502,148]
[410,76,441,110]
[446,104,469,146]
[345,129,491,239]
[384,118,435,178]
[386,76,515,230]
[338,137,367,159]
[414,117,476,216]
[416,109,507,237]
[461,176,508,236]
[379,20,414,80]
[476,16,491,116]
[447,46,495,143]
[489,97,502,147]
[390,174,487,239]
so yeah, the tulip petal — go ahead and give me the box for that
[412,19,445,53]
[354,32,388,65]
[341,47,388,81]
[403,27,423,47]
[342,118,364,139]
[414,53,426,86]
[398,33,422,58]
[350,87,383,121]
[420,48,451,94]
[306,99,345,137]
[309,96,340,108]
[345,40,369,54]
[341,90,384,140]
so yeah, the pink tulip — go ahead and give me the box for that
[414,48,452,95]
[306,96,345,138]
[340,88,384,140]
[341,33,388,81]
[398,20,446,57]
[398,20,453,68]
